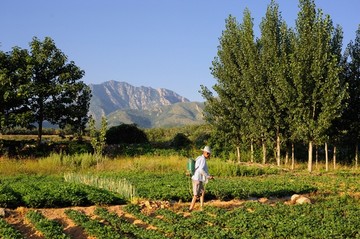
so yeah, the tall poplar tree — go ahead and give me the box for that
[324,25,345,170]
[341,25,360,165]
[259,0,294,165]
[237,9,271,164]
[290,0,347,172]
[201,15,247,161]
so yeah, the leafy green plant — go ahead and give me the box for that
[94,207,167,239]
[0,218,24,239]
[64,173,135,200]
[0,175,124,208]
[100,172,316,202]
[0,185,21,208]
[122,197,360,238]
[25,210,70,239]
[65,209,122,239]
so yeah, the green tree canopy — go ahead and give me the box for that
[259,0,294,165]
[201,0,348,168]
[201,14,248,161]
[0,47,32,133]
[341,25,360,145]
[290,0,347,171]
[26,37,90,142]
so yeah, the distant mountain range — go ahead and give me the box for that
[89,80,205,128]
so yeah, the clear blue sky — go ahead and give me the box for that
[1,0,359,102]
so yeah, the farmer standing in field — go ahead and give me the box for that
[189,146,214,211]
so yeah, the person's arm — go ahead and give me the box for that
[200,159,214,180]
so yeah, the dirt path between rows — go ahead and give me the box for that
[3,196,299,239]
[5,205,143,239]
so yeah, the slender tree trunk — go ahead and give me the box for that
[250,139,254,163]
[333,146,336,170]
[308,141,313,173]
[291,143,295,170]
[285,148,289,165]
[315,145,318,169]
[236,146,241,163]
[37,120,43,145]
[276,131,281,166]
[355,144,358,169]
[325,142,329,172]
[37,101,44,146]
[262,140,266,164]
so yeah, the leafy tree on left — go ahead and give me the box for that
[0,36,91,143]
[0,47,32,132]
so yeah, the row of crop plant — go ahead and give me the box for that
[0,175,125,208]
[0,208,167,239]
[2,195,360,238]
[65,172,317,202]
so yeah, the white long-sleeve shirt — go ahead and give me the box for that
[191,155,210,183]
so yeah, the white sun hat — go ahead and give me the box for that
[203,146,211,154]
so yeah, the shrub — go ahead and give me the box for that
[170,133,192,150]
[105,124,148,145]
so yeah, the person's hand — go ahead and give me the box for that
[209,176,214,180]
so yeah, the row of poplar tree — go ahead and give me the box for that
[0,37,91,143]
[200,0,360,172]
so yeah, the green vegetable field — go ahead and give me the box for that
[1,165,360,238]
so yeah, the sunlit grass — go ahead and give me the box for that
[0,157,67,176]
[1,152,359,177]
[0,134,61,141]
[0,153,98,176]
[96,155,187,173]
[0,154,189,176]
[0,134,90,142]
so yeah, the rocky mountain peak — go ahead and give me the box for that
[89,80,191,123]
